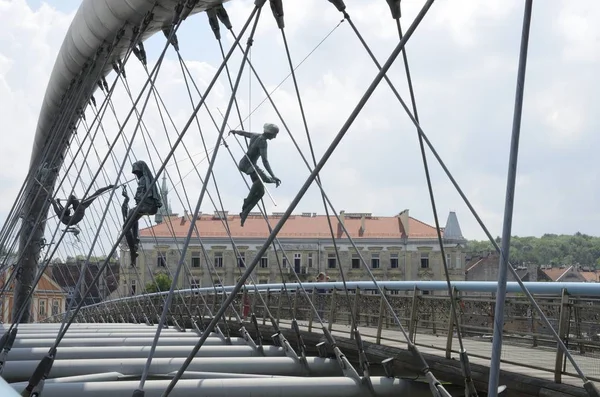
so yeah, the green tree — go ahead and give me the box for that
[145,273,172,293]
[466,233,600,267]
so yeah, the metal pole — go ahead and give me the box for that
[488,1,533,395]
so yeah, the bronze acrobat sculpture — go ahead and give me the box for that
[48,185,115,226]
[229,123,281,227]
[121,160,162,266]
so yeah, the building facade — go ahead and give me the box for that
[0,267,67,323]
[115,209,467,297]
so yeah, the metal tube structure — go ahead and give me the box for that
[10,333,204,339]
[2,357,342,383]
[9,377,443,397]
[11,337,244,349]
[75,281,600,313]
[488,1,533,395]
[6,345,284,361]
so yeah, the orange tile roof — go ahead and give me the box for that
[1,268,65,294]
[141,213,445,240]
[580,271,600,283]
[542,267,571,281]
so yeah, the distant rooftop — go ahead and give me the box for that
[140,209,467,240]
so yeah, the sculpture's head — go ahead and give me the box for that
[263,123,279,139]
[131,161,145,179]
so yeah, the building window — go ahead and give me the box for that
[38,299,47,317]
[294,253,301,273]
[371,253,380,269]
[327,253,337,269]
[260,256,269,268]
[455,253,462,269]
[214,252,223,268]
[390,253,399,269]
[351,254,360,269]
[238,252,246,267]
[307,253,314,268]
[445,253,452,268]
[282,256,288,268]
[52,300,60,316]
[191,278,200,289]
[420,252,429,269]
[191,251,201,268]
[157,252,167,267]
[130,280,136,295]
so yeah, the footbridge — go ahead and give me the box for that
[12,281,593,397]
[3,0,600,396]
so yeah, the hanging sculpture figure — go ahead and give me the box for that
[48,185,115,226]
[229,123,281,227]
[121,160,162,266]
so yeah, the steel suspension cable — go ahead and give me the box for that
[177,49,321,337]
[162,2,437,395]
[324,1,597,393]
[6,38,129,332]
[132,4,265,394]
[41,4,180,355]
[172,48,300,348]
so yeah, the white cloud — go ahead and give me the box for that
[1,0,600,259]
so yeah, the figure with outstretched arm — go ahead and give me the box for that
[48,185,115,226]
[229,123,282,227]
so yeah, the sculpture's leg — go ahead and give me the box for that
[82,185,115,207]
[124,208,141,266]
[48,198,63,219]
[240,176,265,227]
[66,195,79,209]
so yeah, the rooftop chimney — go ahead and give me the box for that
[359,214,366,237]
[337,210,345,237]
[398,209,409,238]
[180,209,188,225]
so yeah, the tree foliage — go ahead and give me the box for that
[466,233,600,268]
[145,273,172,293]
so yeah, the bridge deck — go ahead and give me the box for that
[269,319,598,397]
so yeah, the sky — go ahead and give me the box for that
[0,0,599,247]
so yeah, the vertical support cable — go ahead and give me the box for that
[488,1,533,395]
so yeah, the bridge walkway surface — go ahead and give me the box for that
[268,319,599,397]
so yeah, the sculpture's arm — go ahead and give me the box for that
[260,144,276,179]
[230,130,257,139]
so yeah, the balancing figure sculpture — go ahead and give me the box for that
[48,185,115,226]
[121,160,162,266]
[229,123,281,227]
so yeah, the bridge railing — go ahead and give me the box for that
[47,281,600,384]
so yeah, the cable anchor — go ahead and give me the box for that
[215,4,232,30]
[250,313,265,355]
[328,0,346,12]
[206,7,221,40]
[21,347,56,397]
[385,0,401,19]
[269,0,284,29]
[322,327,361,381]
[162,27,180,51]
[291,319,310,374]
[0,328,18,375]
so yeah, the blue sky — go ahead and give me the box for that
[1,0,600,249]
